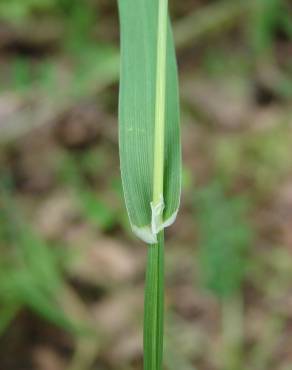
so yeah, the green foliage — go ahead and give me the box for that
[0,181,74,335]
[0,0,93,24]
[79,190,118,231]
[195,182,253,299]
[1,0,118,97]
[250,0,292,55]
[59,153,120,232]
[63,0,95,52]
[11,58,33,91]
[0,0,56,21]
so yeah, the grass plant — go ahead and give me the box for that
[195,181,253,370]
[118,0,181,369]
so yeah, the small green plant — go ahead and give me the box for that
[118,0,181,369]
[0,177,100,370]
[250,0,292,56]
[195,181,253,370]
[0,180,73,334]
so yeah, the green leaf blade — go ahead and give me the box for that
[118,0,181,243]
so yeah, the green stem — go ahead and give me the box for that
[145,0,168,368]
[144,232,165,370]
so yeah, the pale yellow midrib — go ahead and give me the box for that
[152,0,168,209]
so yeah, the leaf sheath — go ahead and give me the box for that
[144,232,164,370]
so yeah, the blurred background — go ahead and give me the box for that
[0,0,292,369]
